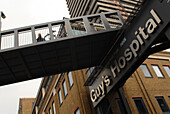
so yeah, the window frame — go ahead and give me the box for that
[49,108,52,114]
[67,72,74,89]
[115,98,126,114]
[52,102,56,114]
[140,64,152,78]
[62,79,68,98]
[155,96,170,113]
[58,89,63,106]
[152,65,164,78]
[74,107,80,114]
[163,65,170,77]
[133,97,149,114]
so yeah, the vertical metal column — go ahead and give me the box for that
[118,87,132,114]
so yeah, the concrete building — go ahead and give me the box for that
[18,98,35,114]
[66,0,143,19]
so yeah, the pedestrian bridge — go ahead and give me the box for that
[0,11,124,86]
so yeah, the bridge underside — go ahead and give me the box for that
[0,29,119,86]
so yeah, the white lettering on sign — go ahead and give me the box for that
[111,9,162,77]
[90,75,111,102]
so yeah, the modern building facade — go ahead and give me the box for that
[18,98,35,114]
[66,0,143,19]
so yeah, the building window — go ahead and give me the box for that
[163,65,170,77]
[37,95,43,110]
[62,80,68,97]
[52,102,56,114]
[156,97,170,113]
[115,98,126,114]
[44,76,53,92]
[96,98,113,114]
[152,65,164,78]
[49,108,52,114]
[58,89,63,105]
[68,72,74,88]
[74,107,80,114]
[140,64,152,78]
[133,97,148,114]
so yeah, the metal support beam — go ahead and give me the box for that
[83,17,96,33]
[31,26,37,43]
[14,30,18,48]
[100,13,111,30]
[48,23,54,40]
[64,19,74,37]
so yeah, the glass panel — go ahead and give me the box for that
[58,89,63,105]
[68,72,74,88]
[163,66,170,77]
[133,98,148,114]
[35,27,50,41]
[70,19,86,35]
[156,97,170,112]
[62,80,68,97]
[52,102,56,114]
[1,33,14,50]
[140,64,152,77]
[105,13,123,28]
[49,108,52,114]
[88,16,105,31]
[37,95,43,110]
[116,98,126,114]
[44,76,52,92]
[98,98,113,114]
[75,108,80,114]
[18,30,32,46]
[152,65,164,78]
[52,22,66,39]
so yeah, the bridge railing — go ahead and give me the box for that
[0,11,124,51]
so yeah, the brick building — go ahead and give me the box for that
[18,98,35,114]
[30,51,170,114]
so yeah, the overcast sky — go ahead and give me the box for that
[0,0,69,114]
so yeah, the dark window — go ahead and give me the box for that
[62,80,68,97]
[140,64,152,78]
[133,97,148,114]
[152,65,164,78]
[74,107,80,114]
[68,72,74,88]
[156,97,170,113]
[58,89,63,105]
[116,98,126,114]
[96,98,113,114]
[163,66,170,77]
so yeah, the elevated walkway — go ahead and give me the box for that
[0,11,124,86]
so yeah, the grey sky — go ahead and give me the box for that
[0,0,69,114]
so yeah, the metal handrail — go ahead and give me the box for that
[0,11,124,51]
